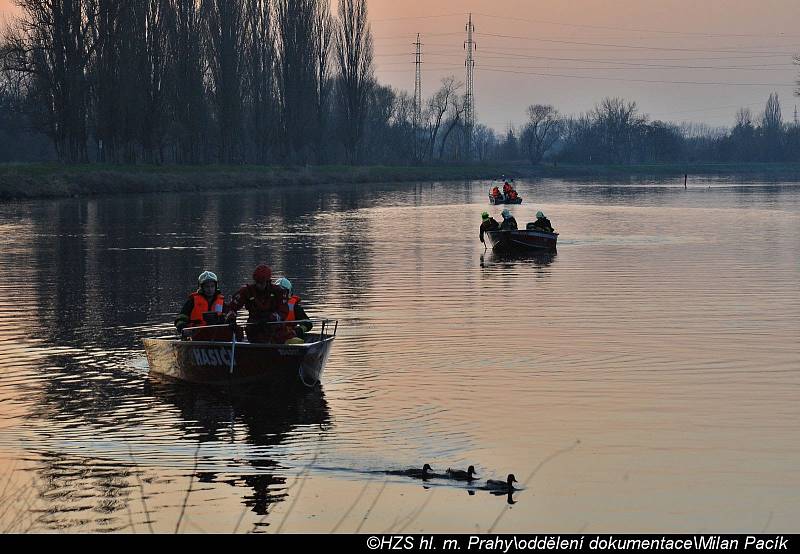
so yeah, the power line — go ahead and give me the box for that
[478,66,795,87]
[372,13,464,23]
[471,11,800,39]
[374,32,463,41]
[475,31,800,55]
[648,101,767,118]
[473,48,794,67]
[476,48,795,63]
[471,57,794,71]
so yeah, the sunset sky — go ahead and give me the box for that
[3,0,799,131]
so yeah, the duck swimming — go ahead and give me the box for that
[483,473,518,492]
[386,463,435,478]
[446,465,478,481]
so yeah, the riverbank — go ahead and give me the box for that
[1,162,798,200]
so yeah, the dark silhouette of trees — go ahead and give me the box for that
[4,0,98,162]
[0,6,797,167]
[334,0,373,164]
[521,104,561,164]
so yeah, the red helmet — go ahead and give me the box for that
[252,264,272,282]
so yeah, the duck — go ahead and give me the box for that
[386,463,435,478]
[446,465,478,481]
[483,473,518,492]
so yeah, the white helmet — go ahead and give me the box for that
[198,271,218,285]
[274,277,292,295]
[501,208,511,218]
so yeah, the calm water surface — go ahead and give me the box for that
[0,178,798,533]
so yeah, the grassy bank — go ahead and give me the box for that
[1,162,798,201]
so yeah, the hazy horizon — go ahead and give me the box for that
[2,0,799,131]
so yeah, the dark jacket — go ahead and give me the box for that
[228,284,293,343]
[227,283,285,320]
[499,216,518,231]
[479,217,500,243]
[530,216,554,233]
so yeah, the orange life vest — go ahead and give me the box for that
[286,295,301,322]
[189,292,224,326]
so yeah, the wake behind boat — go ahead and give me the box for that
[143,319,337,387]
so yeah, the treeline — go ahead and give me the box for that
[1,1,799,166]
[0,0,378,164]
[482,93,800,165]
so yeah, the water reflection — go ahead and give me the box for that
[1,178,799,532]
[145,377,330,517]
[480,249,557,269]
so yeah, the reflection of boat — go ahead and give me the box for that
[489,195,523,205]
[144,377,331,516]
[143,320,337,387]
[481,248,556,267]
[484,229,558,252]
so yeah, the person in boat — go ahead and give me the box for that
[502,181,513,200]
[479,211,500,243]
[528,210,554,233]
[274,277,312,345]
[225,264,295,344]
[499,208,518,231]
[508,189,519,202]
[175,271,238,341]
[490,186,502,200]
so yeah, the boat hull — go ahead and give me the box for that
[143,334,334,387]
[485,229,558,252]
[489,195,523,205]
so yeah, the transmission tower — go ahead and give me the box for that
[413,33,423,161]
[413,34,422,131]
[464,13,476,160]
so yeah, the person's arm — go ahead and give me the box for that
[175,297,193,331]
[225,286,246,320]
[295,303,313,335]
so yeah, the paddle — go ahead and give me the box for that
[229,323,237,374]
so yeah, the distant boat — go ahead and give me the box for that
[143,320,337,387]
[484,229,558,252]
[489,194,523,205]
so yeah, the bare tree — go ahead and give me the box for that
[422,76,461,162]
[592,97,645,164]
[312,0,333,162]
[438,93,465,160]
[275,0,318,163]
[761,92,783,161]
[242,0,276,163]
[204,0,245,163]
[521,104,561,164]
[794,55,800,98]
[472,124,496,162]
[4,0,100,162]
[165,0,208,163]
[334,0,373,164]
[762,92,782,131]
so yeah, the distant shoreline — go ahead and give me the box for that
[1,162,798,201]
